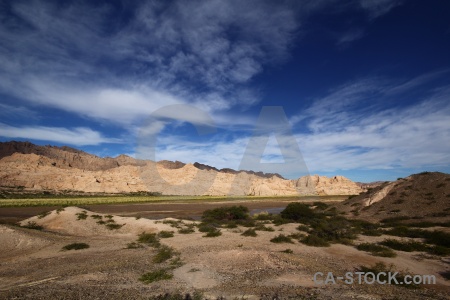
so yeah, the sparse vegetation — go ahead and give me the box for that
[62,243,90,251]
[138,232,161,247]
[139,269,173,283]
[358,262,417,288]
[300,234,330,247]
[241,228,257,237]
[106,223,124,230]
[356,243,397,257]
[56,207,65,214]
[270,234,293,243]
[158,231,175,238]
[37,211,50,219]
[76,211,88,220]
[153,245,176,263]
[22,221,43,230]
[280,249,293,254]
[203,228,222,237]
[91,214,102,219]
[178,226,195,234]
[126,242,144,249]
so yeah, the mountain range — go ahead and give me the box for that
[0,141,364,196]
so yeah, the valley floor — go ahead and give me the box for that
[0,207,449,300]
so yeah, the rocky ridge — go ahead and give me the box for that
[0,141,364,196]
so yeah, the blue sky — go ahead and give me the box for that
[0,0,449,182]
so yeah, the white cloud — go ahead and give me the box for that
[0,124,121,146]
[359,0,403,19]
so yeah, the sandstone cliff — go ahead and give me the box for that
[0,141,364,196]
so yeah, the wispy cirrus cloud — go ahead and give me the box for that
[0,124,120,146]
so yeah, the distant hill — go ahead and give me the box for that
[0,141,364,196]
[336,172,450,222]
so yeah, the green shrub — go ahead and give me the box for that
[198,223,219,233]
[158,231,174,238]
[56,207,65,214]
[300,234,330,247]
[153,245,175,263]
[91,214,102,219]
[22,221,43,230]
[75,211,88,220]
[280,203,316,221]
[96,220,106,225]
[138,232,160,247]
[379,239,428,252]
[139,269,173,283]
[178,227,195,234]
[241,228,257,237]
[296,224,310,232]
[356,243,396,257]
[253,212,275,220]
[254,224,275,232]
[37,211,50,219]
[270,234,293,243]
[313,202,329,210]
[358,262,417,288]
[202,206,249,222]
[203,229,221,237]
[106,223,124,230]
[62,243,89,251]
[280,249,293,254]
[440,271,450,280]
[126,242,144,249]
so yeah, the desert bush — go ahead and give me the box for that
[350,219,382,236]
[280,203,316,221]
[379,239,428,252]
[178,227,195,234]
[203,228,221,237]
[138,232,161,247]
[91,214,102,219]
[37,211,50,219]
[313,202,329,210]
[280,249,293,254]
[254,224,275,232]
[139,269,173,283]
[296,224,310,232]
[253,212,275,220]
[62,243,89,251]
[126,242,144,249]
[202,205,249,222]
[270,234,293,243]
[75,211,88,220]
[241,228,257,237]
[158,231,174,238]
[356,243,396,257]
[300,234,330,247]
[22,221,43,230]
[358,262,417,288]
[96,220,106,225]
[105,215,113,219]
[162,220,184,228]
[198,223,219,233]
[56,207,65,214]
[439,271,450,280]
[106,223,124,230]
[308,216,358,243]
[153,245,176,263]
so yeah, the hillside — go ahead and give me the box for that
[0,141,363,196]
[336,172,450,222]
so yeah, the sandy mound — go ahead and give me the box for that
[0,225,51,258]
[19,207,174,237]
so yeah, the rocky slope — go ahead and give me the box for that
[0,141,364,196]
[336,172,450,221]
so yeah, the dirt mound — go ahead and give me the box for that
[336,172,450,221]
[19,207,174,237]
